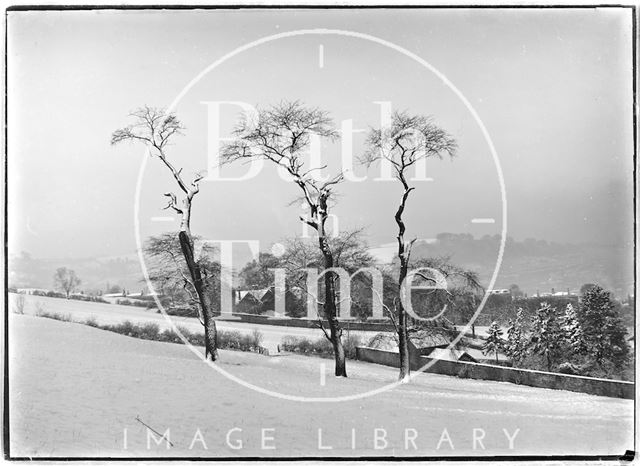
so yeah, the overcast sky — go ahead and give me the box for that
[7,7,634,260]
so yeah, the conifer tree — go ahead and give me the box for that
[578,286,629,369]
[483,321,505,364]
[505,308,527,366]
[529,302,564,371]
[561,303,586,356]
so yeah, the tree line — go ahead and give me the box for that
[483,285,630,379]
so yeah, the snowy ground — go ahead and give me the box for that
[8,314,634,458]
[8,294,382,353]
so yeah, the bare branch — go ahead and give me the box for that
[112,106,204,234]
[163,192,183,214]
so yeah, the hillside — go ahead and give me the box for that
[9,314,633,457]
[9,232,634,299]
[8,252,144,294]
[387,234,633,298]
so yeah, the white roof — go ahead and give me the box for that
[429,348,475,362]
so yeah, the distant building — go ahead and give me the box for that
[234,288,274,315]
[233,287,300,317]
[366,329,510,365]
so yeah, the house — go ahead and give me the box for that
[233,287,302,317]
[366,327,511,365]
[234,288,273,315]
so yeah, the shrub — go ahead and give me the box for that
[312,337,333,355]
[32,290,65,299]
[31,305,74,323]
[70,294,109,304]
[34,303,47,317]
[186,329,205,347]
[216,329,264,352]
[115,299,149,308]
[32,306,266,355]
[281,334,362,359]
[13,294,26,315]
[251,329,264,347]
[343,334,363,360]
[218,330,240,349]
[84,316,99,327]
[281,335,301,352]
[557,362,582,375]
[137,322,160,340]
[108,320,136,336]
[160,328,183,344]
[164,306,199,318]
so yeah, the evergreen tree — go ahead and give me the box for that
[528,302,564,371]
[505,308,527,366]
[561,303,586,355]
[578,286,629,369]
[483,321,505,364]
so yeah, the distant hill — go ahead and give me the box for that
[8,252,144,294]
[371,233,633,298]
[10,232,634,299]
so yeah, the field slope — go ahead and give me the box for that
[8,315,633,458]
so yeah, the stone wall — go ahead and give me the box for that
[355,346,634,399]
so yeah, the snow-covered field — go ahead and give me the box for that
[8,293,382,353]
[8,313,633,458]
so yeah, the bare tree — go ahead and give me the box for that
[144,233,221,315]
[409,256,484,333]
[222,101,349,377]
[13,293,26,315]
[276,230,377,322]
[53,267,81,298]
[111,106,219,360]
[362,111,457,382]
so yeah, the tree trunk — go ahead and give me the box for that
[397,255,411,382]
[318,224,347,377]
[178,231,219,361]
[471,296,477,339]
[395,178,413,383]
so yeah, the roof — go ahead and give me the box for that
[429,348,477,362]
[236,288,271,302]
[408,328,451,349]
[366,327,453,352]
[367,333,399,352]
[465,347,510,362]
